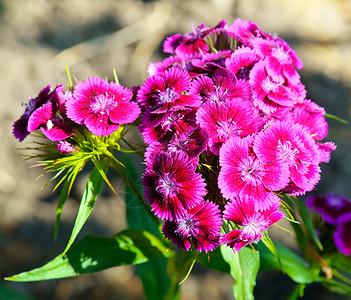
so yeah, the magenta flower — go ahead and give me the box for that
[140,109,197,145]
[196,100,261,154]
[253,121,321,195]
[220,198,284,251]
[27,102,74,142]
[225,46,259,80]
[65,77,140,136]
[249,61,298,114]
[226,18,273,47]
[191,50,232,74]
[334,212,351,256]
[142,151,206,221]
[306,193,351,226]
[163,20,226,58]
[218,136,289,210]
[57,141,76,153]
[137,67,202,114]
[293,100,328,140]
[162,200,222,252]
[144,127,208,166]
[13,84,60,142]
[189,73,251,103]
[253,38,303,85]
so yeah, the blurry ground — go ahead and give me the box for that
[0,0,350,299]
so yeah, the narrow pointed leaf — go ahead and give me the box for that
[52,158,109,265]
[220,245,260,300]
[6,229,174,282]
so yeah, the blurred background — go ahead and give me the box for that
[0,0,350,299]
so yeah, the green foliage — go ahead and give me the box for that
[6,229,173,282]
[220,245,260,300]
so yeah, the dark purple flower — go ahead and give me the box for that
[306,193,351,225]
[66,77,140,136]
[220,197,283,251]
[137,67,202,114]
[13,84,59,142]
[162,200,222,252]
[140,109,197,145]
[144,127,208,166]
[142,151,206,221]
[334,212,351,256]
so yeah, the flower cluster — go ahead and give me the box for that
[13,77,141,154]
[307,193,351,256]
[139,19,336,252]
[13,18,336,254]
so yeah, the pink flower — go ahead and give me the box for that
[225,46,259,80]
[226,18,273,47]
[253,121,321,195]
[57,141,76,153]
[142,151,206,221]
[293,100,328,140]
[249,61,298,114]
[27,102,74,141]
[137,67,202,114]
[162,200,222,252]
[218,136,289,210]
[66,77,140,136]
[189,73,251,103]
[253,38,303,85]
[196,100,261,154]
[220,198,284,251]
[163,20,226,58]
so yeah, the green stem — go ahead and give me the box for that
[109,159,160,227]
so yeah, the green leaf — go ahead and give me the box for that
[122,154,172,300]
[197,246,230,273]
[6,229,173,282]
[258,241,320,284]
[53,158,109,264]
[220,245,260,300]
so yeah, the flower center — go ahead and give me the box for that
[262,77,281,93]
[91,93,116,114]
[177,217,195,237]
[158,88,177,104]
[216,119,239,140]
[277,140,298,164]
[157,172,177,196]
[241,156,262,184]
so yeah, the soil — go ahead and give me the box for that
[0,0,350,299]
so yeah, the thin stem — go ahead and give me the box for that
[109,159,160,227]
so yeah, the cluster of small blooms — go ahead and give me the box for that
[139,18,336,252]
[13,77,141,152]
[307,193,351,256]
